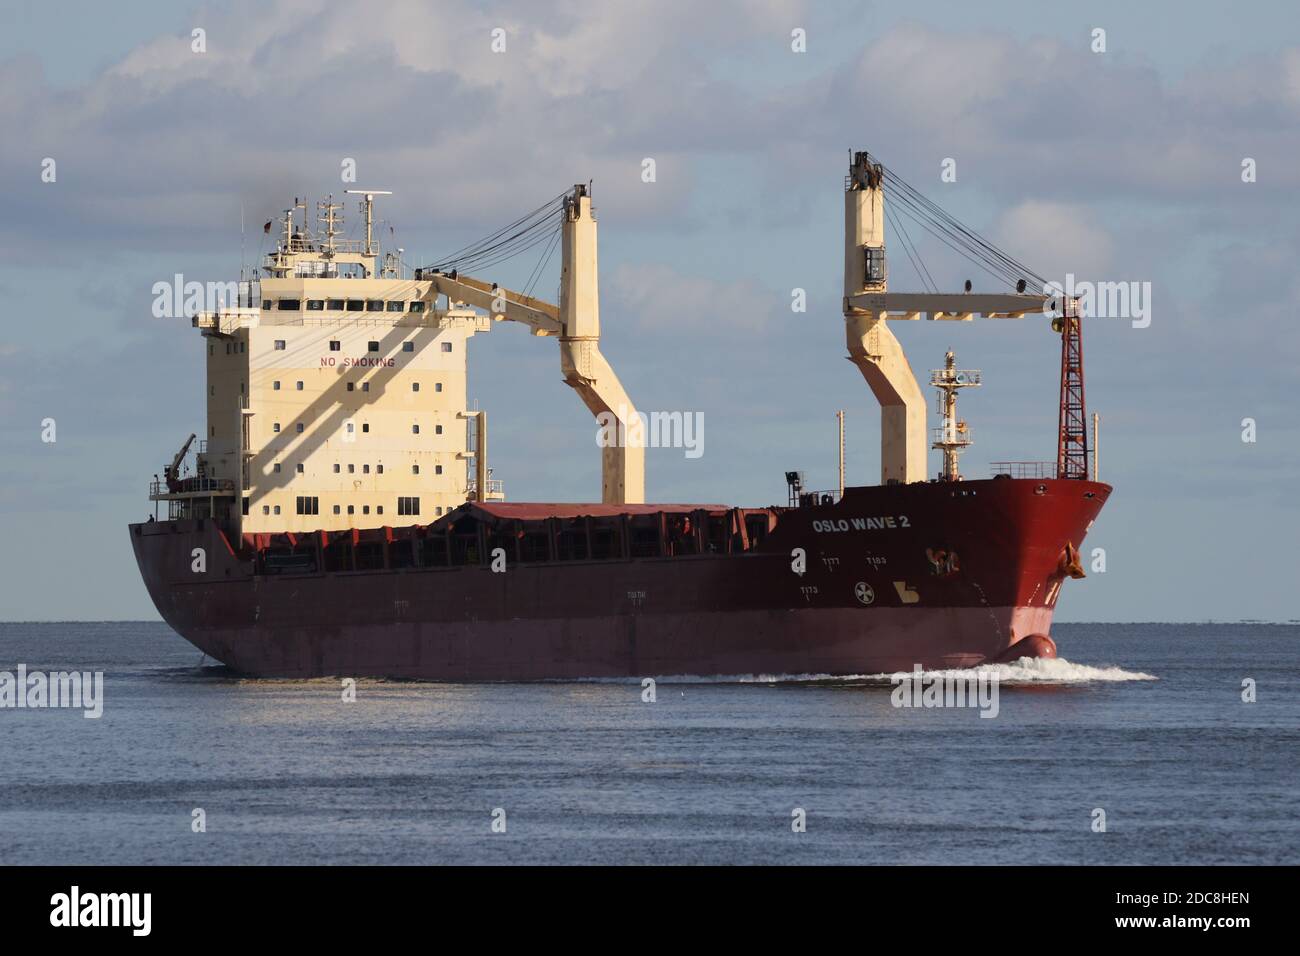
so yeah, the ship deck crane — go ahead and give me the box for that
[164,433,197,492]
[417,186,644,504]
[843,151,1088,484]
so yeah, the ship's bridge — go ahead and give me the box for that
[151,191,503,535]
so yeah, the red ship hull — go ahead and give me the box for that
[129,478,1109,679]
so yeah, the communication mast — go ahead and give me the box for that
[345,189,392,258]
[317,196,344,258]
[929,350,981,481]
[1054,296,1088,479]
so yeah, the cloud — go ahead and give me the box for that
[992,200,1115,279]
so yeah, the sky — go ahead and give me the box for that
[0,0,1297,622]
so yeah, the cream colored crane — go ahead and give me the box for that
[421,186,645,504]
[843,151,1056,484]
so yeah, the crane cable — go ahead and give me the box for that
[875,161,1049,293]
[417,190,569,276]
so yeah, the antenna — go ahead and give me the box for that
[317,195,344,258]
[929,350,981,481]
[345,189,393,258]
[836,410,845,500]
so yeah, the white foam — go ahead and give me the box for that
[644,657,1157,685]
[873,656,1158,684]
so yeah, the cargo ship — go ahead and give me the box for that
[130,153,1109,679]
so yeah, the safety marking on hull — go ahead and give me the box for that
[893,580,920,604]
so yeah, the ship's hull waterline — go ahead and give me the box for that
[130,478,1109,680]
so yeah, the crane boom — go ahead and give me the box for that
[425,272,561,336]
[842,151,1068,483]
[421,186,644,504]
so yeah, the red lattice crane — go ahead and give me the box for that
[1055,297,1089,479]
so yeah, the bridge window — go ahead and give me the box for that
[409,302,425,313]
[329,340,340,351]
[386,301,404,313]
[441,342,452,352]
[274,340,286,350]
[368,341,379,351]
[307,300,324,311]
[398,497,420,516]
[277,299,300,311]
[295,496,319,515]
[366,300,384,312]
[327,299,345,311]
[403,342,414,352]
[346,300,364,312]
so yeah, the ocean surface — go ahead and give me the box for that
[0,622,1295,865]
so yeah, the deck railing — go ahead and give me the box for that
[990,461,1055,479]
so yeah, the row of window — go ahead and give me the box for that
[272,422,444,435]
[213,380,446,398]
[342,423,444,435]
[274,339,452,353]
[270,463,445,476]
[214,335,453,355]
[266,299,428,314]
[269,380,444,393]
[259,497,445,518]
